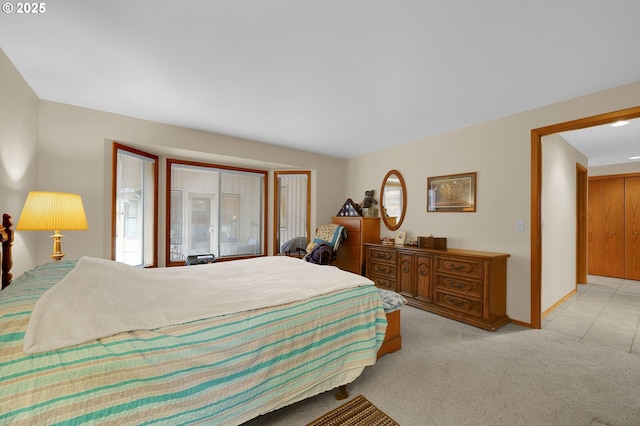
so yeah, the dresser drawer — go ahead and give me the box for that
[341,231,361,247]
[434,273,482,297]
[334,257,360,275]
[368,247,397,264]
[369,274,396,291]
[435,256,483,279]
[434,290,482,318]
[369,261,396,277]
[336,244,360,259]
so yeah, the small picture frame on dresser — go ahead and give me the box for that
[395,231,406,246]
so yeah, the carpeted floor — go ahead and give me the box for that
[244,305,640,425]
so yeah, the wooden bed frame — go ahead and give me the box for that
[1,214,13,290]
[378,309,401,358]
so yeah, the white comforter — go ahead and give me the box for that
[24,256,374,353]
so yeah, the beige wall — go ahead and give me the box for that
[1,49,346,271]
[4,46,640,325]
[35,101,346,266]
[589,162,640,177]
[541,134,588,312]
[0,49,39,277]
[346,81,640,324]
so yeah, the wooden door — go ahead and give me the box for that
[588,179,603,275]
[626,177,640,280]
[398,252,413,299]
[588,178,625,278]
[415,254,432,304]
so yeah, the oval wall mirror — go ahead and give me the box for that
[380,169,407,231]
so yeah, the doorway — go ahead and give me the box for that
[530,106,640,329]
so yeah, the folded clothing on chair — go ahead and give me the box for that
[306,224,347,252]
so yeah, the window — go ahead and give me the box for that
[112,143,158,267]
[274,171,310,255]
[167,159,267,265]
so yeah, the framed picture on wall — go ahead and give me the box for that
[427,172,476,212]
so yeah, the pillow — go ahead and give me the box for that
[378,289,407,313]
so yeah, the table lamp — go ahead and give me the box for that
[16,191,89,261]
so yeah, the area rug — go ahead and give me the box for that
[306,395,399,426]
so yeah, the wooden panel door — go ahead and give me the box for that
[588,178,625,278]
[588,179,604,275]
[415,254,433,304]
[398,251,432,308]
[626,177,640,280]
[398,252,413,299]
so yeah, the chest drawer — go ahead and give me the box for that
[434,290,482,318]
[435,274,482,297]
[368,247,397,264]
[341,231,361,247]
[435,256,483,279]
[369,261,396,278]
[336,244,360,259]
[369,274,396,291]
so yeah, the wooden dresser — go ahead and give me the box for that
[331,217,380,275]
[365,243,510,331]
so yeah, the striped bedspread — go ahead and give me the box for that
[0,260,387,425]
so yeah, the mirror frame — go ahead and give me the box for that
[380,169,407,231]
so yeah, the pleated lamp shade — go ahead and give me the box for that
[17,191,88,261]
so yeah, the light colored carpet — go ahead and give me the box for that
[244,305,640,425]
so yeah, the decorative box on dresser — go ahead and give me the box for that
[365,243,510,331]
[331,216,380,275]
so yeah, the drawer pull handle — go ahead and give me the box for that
[443,261,472,273]
[402,267,410,273]
[444,295,466,307]
[448,281,465,289]
[375,252,392,260]
[419,269,428,277]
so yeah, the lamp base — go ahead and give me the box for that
[50,231,64,261]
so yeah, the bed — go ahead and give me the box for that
[0,214,401,425]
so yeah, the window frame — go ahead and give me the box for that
[166,158,268,267]
[111,142,159,267]
[273,170,311,255]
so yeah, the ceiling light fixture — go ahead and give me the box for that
[611,120,630,127]
[630,156,640,160]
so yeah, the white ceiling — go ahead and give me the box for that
[1,1,639,163]
[559,118,640,167]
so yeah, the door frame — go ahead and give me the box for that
[530,106,640,329]
[576,163,588,285]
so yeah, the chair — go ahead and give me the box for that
[280,236,308,258]
[303,224,347,264]
[169,251,186,262]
